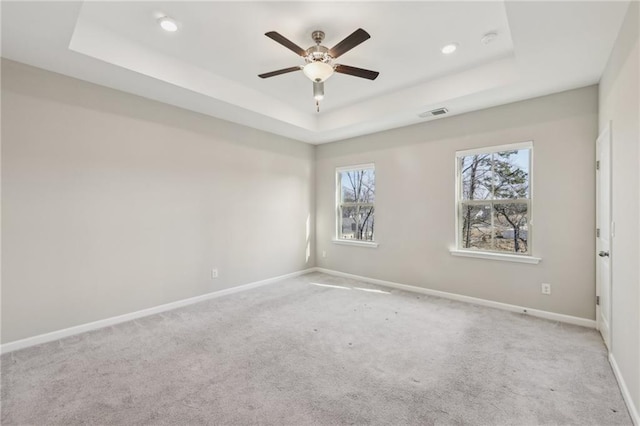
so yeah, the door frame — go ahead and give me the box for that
[596,121,612,350]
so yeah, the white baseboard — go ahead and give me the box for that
[0,266,598,355]
[1,268,315,355]
[610,353,640,425]
[313,267,596,329]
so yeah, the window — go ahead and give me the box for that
[336,164,375,242]
[456,142,532,255]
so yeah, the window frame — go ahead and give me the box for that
[454,141,536,259]
[335,163,377,247]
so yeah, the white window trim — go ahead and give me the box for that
[335,163,376,244]
[456,141,533,158]
[336,163,375,173]
[450,249,541,264]
[454,141,540,262]
[332,239,379,248]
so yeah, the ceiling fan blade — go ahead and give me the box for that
[334,64,379,80]
[329,28,371,59]
[265,31,306,56]
[258,66,302,79]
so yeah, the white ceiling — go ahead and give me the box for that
[1,1,630,144]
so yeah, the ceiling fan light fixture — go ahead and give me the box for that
[303,61,334,82]
[313,81,324,101]
[158,16,178,32]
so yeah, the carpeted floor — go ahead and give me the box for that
[1,272,632,425]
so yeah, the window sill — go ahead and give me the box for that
[449,249,541,264]
[332,239,379,248]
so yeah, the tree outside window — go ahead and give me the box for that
[457,143,532,254]
[337,165,375,241]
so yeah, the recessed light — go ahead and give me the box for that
[158,16,178,32]
[481,32,498,45]
[441,43,458,55]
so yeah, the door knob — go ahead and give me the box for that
[598,251,610,257]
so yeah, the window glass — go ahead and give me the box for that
[337,166,375,241]
[457,145,532,254]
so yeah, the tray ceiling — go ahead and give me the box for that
[1,1,630,144]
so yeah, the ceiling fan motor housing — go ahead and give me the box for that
[305,31,333,66]
[311,30,325,44]
[305,45,332,64]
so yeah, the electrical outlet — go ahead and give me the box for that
[541,283,551,295]
[322,250,327,258]
[211,268,219,279]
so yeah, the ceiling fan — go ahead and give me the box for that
[259,28,380,112]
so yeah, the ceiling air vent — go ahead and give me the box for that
[418,108,449,118]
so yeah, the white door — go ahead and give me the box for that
[596,122,612,350]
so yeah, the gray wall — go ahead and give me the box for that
[316,86,598,320]
[599,0,640,418]
[0,58,606,348]
[1,60,316,343]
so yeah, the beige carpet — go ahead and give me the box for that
[1,272,632,425]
